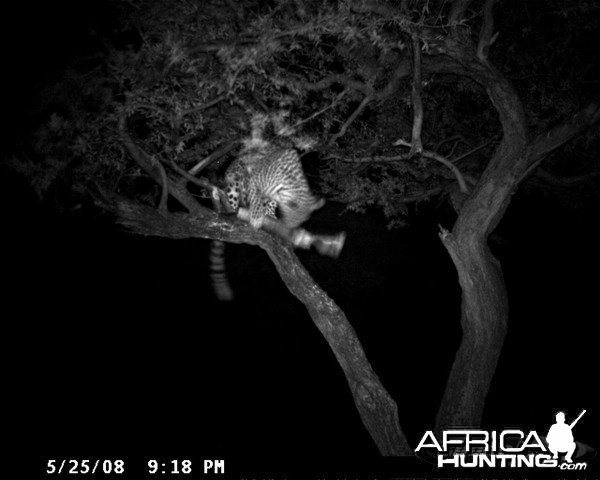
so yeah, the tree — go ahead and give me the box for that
[10,0,599,457]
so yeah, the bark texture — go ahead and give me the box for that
[108,1,600,450]
[424,3,600,428]
[99,196,411,456]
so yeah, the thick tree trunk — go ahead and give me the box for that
[424,1,529,426]
[431,45,599,429]
[436,230,508,427]
[432,66,528,428]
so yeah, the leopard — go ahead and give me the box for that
[224,144,324,229]
[209,111,324,301]
[210,144,324,302]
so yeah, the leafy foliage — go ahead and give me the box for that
[12,0,600,224]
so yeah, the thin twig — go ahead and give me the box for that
[188,141,239,176]
[435,135,465,151]
[163,155,233,213]
[155,157,169,213]
[450,137,496,163]
[164,156,214,190]
[328,95,372,146]
[181,94,228,117]
[289,74,374,96]
[293,90,348,129]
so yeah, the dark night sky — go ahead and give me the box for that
[3,1,598,477]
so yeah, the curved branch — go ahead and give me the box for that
[423,152,468,193]
[420,2,526,432]
[533,167,600,187]
[393,139,469,193]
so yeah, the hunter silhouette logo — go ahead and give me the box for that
[415,409,594,470]
[546,410,585,463]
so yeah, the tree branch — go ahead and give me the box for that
[328,152,425,180]
[449,0,475,25]
[161,155,233,214]
[349,0,400,17]
[117,111,204,215]
[342,187,445,205]
[100,195,410,456]
[328,95,372,146]
[377,58,411,100]
[393,139,469,193]
[157,158,169,213]
[289,74,374,96]
[477,0,499,62]
[423,2,526,431]
[534,167,600,187]
[289,58,410,106]
[180,94,228,117]
[293,90,348,129]
[188,141,239,176]
[410,34,423,155]
[450,136,497,164]
[260,239,411,457]
[434,135,465,152]
[522,96,600,181]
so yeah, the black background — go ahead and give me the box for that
[3,1,597,477]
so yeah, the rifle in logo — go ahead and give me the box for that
[572,409,586,427]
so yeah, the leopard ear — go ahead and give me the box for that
[313,198,326,211]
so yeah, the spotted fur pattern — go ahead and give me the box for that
[211,145,323,301]
[224,146,324,229]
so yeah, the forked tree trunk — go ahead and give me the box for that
[429,56,529,427]
[431,64,600,429]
